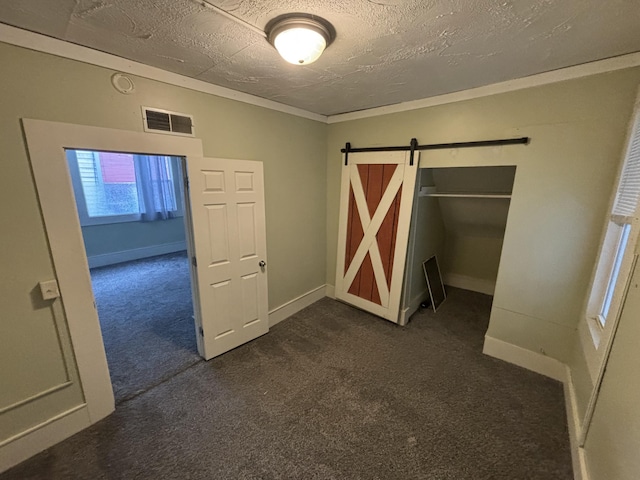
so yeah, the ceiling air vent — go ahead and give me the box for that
[142,107,194,137]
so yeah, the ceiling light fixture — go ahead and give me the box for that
[267,15,334,66]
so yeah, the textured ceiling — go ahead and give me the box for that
[1,0,639,115]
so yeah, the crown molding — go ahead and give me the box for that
[2,23,639,126]
[0,23,328,123]
[327,52,640,124]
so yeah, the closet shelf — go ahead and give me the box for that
[421,192,511,199]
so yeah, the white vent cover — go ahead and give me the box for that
[142,107,194,136]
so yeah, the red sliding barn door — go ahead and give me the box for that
[335,151,418,323]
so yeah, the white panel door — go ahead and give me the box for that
[185,157,268,360]
[335,151,418,323]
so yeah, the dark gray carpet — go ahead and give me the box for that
[90,251,201,403]
[2,288,572,479]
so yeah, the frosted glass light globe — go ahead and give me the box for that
[273,27,327,65]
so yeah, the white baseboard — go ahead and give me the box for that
[325,284,336,299]
[445,273,495,296]
[0,405,90,474]
[399,290,430,326]
[483,337,588,480]
[563,367,591,480]
[268,284,327,327]
[482,335,566,381]
[87,241,187,268]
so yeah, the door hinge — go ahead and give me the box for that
[192,256,197,267]
[199,326,204,336]
[184,176,190,189]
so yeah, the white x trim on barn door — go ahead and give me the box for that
[335,150,418,323]
[343,163,405,307]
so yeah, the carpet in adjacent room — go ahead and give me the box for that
[89,251,201,404]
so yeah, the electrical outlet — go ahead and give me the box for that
[39,280,60,300]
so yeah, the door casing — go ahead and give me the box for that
[14,119,204,468]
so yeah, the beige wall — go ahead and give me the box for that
[431,166,514,292]
[569,340,594,423]
[327,68,640,364]
[0,42,327,443]
[443,233,505,285]
[583,238,640,480]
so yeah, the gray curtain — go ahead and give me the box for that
[135,155,177,221]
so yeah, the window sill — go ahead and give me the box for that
[80,212,184,227]
[80,214,141,227]
[586,315,603,350]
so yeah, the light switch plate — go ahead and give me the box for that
[39,280,60,300]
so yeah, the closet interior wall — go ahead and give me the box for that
[402,166,516,322]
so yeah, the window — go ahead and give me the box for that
[587,114,640,334]
[66,149,183,226]
[596,221,632,326]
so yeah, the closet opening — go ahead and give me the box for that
[402,165,517,328]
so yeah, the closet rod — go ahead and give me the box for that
[342,136,530,165]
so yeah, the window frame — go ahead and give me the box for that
[586,217,638,348]
[66,149,184,226]
[598,220,632,325]
[582,108,640,370]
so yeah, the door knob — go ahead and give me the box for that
[259,260,266,267]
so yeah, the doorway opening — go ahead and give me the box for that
[65,148,201,404]
[22,119,270,439]
[402,165,517,329]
